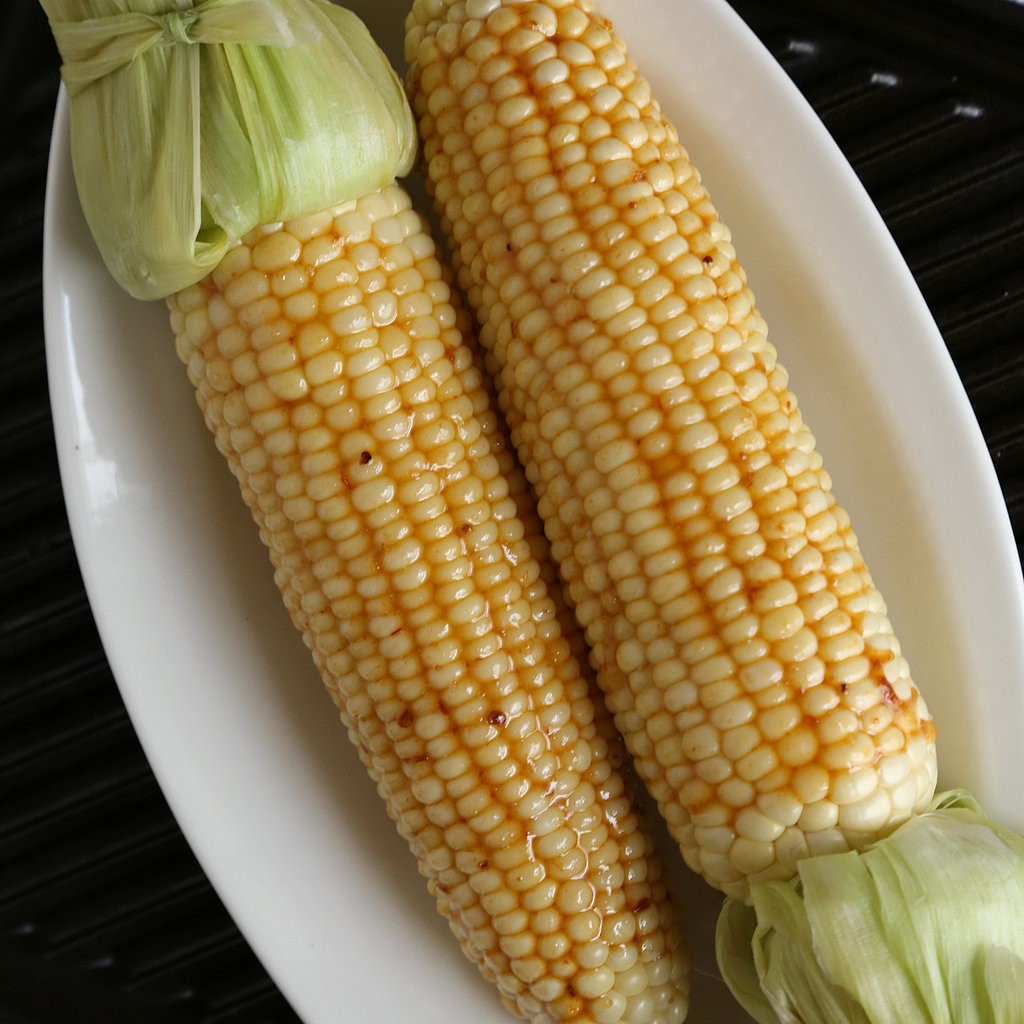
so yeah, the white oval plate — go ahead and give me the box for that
[42,1,1024,1021]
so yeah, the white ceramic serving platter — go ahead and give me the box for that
[42,0,1024,1021]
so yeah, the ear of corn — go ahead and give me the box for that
[404,0,938,900]
[168,182,690,1024]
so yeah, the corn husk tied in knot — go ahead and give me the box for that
[42,0,416,299]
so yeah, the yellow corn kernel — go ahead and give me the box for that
[406,0,938,900]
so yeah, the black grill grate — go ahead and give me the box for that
[730,0,1024,529]
[3,0,1023,1021]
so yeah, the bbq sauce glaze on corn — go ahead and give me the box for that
[404,0,938,899]
[168,183,691,1024]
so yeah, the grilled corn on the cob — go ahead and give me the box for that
[43,0,693,1015]
[405,0,938,900]
[168,183,690,1024]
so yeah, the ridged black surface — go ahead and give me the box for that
[2,1,1023,1021]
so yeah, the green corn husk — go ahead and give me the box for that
[41,0,416,299]
[717,790,1024,1024]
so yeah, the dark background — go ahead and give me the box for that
[3,0,1023,1020]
